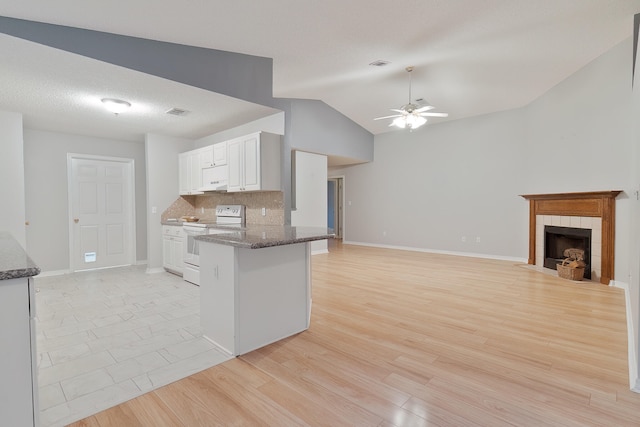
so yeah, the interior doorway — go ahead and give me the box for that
[67,154,136,271]
[328,176,344,239]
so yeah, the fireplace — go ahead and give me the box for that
[520,191,621,285]
[544,226,592,279]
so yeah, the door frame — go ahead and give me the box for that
[328,175,345,239]
[67,153,137,272]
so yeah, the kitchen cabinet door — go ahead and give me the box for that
[227,138,243,192]
[178,152,190,195]
[200,145,214,168]
[212,141,227,166]
[226,132,281,192]
[162,226,184,275]
[178,150,205,195]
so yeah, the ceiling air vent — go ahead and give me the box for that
[369,60,390,67]
[165,108,190,116]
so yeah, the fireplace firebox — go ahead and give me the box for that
[544,226,592,279]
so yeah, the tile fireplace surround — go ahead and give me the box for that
[520,191,622,285]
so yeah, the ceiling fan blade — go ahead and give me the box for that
[390,109,407,114]
[415,105,434,113]
[374,114,402,120]
[420,112,449,117]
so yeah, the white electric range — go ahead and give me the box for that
[182,205,245,285]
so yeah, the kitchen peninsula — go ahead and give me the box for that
[0,232,40,427]
[196,226,333,356]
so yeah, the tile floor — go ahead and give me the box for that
[34,266,231,427]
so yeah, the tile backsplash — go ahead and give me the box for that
[162,192,284,225]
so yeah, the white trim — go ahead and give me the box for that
[611,280,640,392]
[342,240,527,263]
[312,249,329,255]
[327,174,346,239]
[34,269,71,278]
[135,260,148,266]
[67,153,136,272]
[146,267,166,274]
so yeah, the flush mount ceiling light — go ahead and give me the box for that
[374,66,448,130]
[101,98,131,115]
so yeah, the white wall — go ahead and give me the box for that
[23,129,147,272]
[524,38,635,279]
[632,22,640,391]
[338,106,528,259]
[0,111,26,247]
[291,151,328,254]
[145,133,193,272]
[338,38,638,387]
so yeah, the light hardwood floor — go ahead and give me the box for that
[69,242,640,426]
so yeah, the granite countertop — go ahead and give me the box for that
[161,219,217,227]
[195,225,334,249]
[0,231,41,281]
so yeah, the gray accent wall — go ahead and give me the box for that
[0,16,274,107]
[23,129,147,272]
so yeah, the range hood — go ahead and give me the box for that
[200,165,228,192]
[200,182,227,192]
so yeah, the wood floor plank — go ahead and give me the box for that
[70,242,640,426]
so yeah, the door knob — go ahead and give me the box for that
[74,218,79,223]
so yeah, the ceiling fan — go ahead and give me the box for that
[374,66,448,130]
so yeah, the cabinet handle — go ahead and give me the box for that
[74,218,80,223]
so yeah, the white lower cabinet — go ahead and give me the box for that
[162,226,185,275]
[200,241,310,356]
[0,277,39,427]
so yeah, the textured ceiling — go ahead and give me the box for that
[0,0,639,141]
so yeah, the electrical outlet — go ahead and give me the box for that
[262,207,266,216]
[201,207,204,214]
[383,231,387,237]
[461,236,466,242]
[476,236,481,243]
[151,206,157,214]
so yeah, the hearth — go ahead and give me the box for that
[544,226,591,279]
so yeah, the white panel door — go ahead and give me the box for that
[69,156,134,271]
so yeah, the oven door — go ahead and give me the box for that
[183,225,206,267]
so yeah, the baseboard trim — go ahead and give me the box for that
[342,240,527,263]
[35,269,71,278]
[146,267,166,274]
[135,259,148,266]
[610,280,639,392]
[312,249,329,255]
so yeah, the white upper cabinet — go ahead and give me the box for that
[227,132,281,192]
[178,149,205,195]
[200,145,214,168]
[212,141,227,166]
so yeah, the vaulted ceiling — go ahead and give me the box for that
[1,1,639,141]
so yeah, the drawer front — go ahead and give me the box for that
[163,225,184,237]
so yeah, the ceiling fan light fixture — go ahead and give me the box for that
[392,117,407,128]
[101,98,131,114]
[374,65,448,130]
[392,113,427,130]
